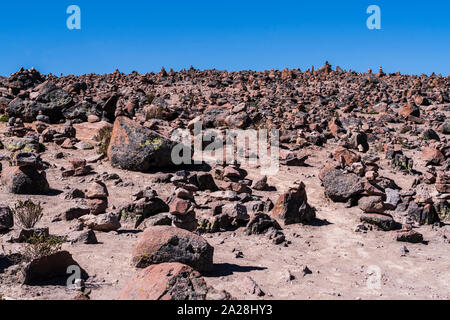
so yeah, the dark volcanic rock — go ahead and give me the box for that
[7,82,74,123]
[7,68,44,94]
[67,230,98,244]
[322,169,363,202]
[0,204,14,231]
[360,213,397,231]
[21,251,87,285]
[1,166,49,195]
[396,230,424,244]
[358,196,385,214]
[107,116,185,172]
[246,212,282,235]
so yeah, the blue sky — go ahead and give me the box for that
[0,1,449,76]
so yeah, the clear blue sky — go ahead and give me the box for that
[1,0,449,76]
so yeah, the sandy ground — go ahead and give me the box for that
[0,123,449,300]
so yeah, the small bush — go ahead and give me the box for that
[146,93,156,104]
[12,200,44,229]
[0,115,9,122]
[21,234,65,262]
[145,105,165,120]
[94,126,113,156]
[400,126,411,134]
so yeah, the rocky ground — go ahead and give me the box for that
[0,65,449,300]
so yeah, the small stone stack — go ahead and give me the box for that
[6,117,28,137]
[119,187,169,228]
[436,171,450,193]
[168,186,198,232]
[85,181,108,215]
[42,120,77,146]
[62,158,93,177]
[214,163,252,196]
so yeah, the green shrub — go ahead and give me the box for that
[145,105,165,120]
[146,93,156,104]
[21,234,65,262]
[0,115,9,122]
[12,200,44,229]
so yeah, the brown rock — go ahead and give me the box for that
[399,103,420,118]
[358,196,385,214]
[87,198,108,215]
[85,181,109,199]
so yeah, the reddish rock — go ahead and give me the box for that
[421,147,445,164]
[273,182,316,225]
[117,263,230,300]
[333,147,361,167]
[399,103,420,118]
[169,198,194,216]
[131,226,213,272]
[61,138,74,149]
[87,115,100,123]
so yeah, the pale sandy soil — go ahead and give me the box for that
[0,122,449,300]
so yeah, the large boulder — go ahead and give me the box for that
[1,166,49,194]
[107,116,185,172]
[21,251,87,285]
[117,262,230,300]
[131,226,213,273]
[322,169,364,202]
[272,182,316,224]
